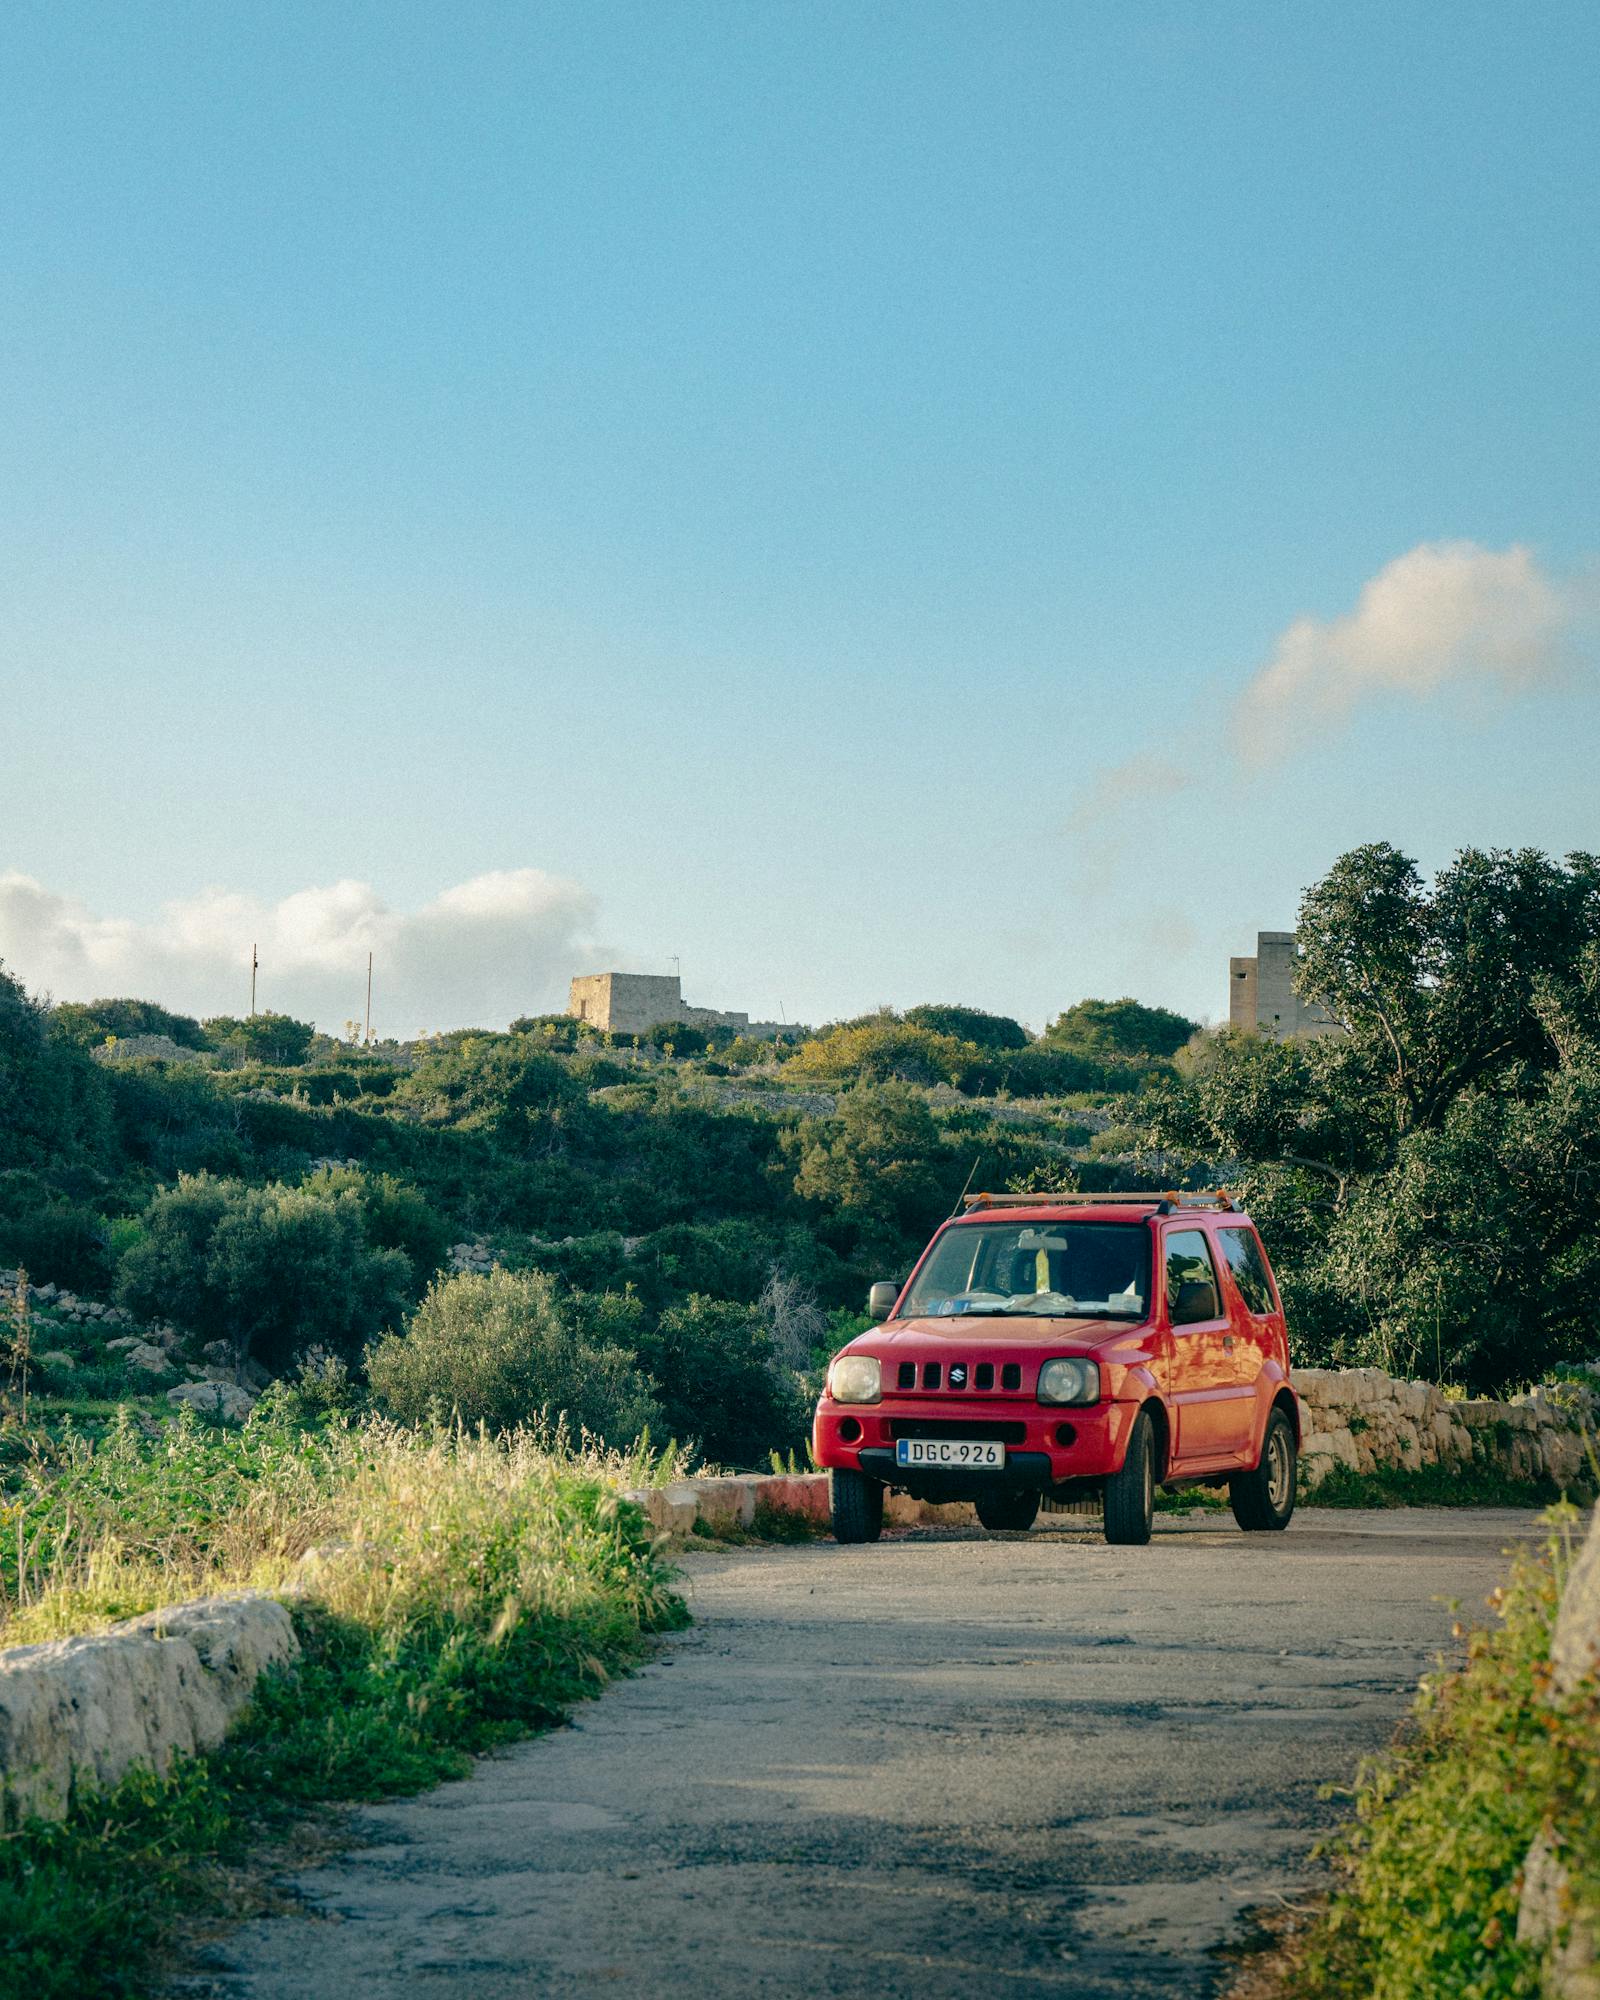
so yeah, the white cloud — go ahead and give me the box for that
[1237,540,1577,762]
[0,868,601,1038]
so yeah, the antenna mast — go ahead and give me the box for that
[364,952,373,1044]
[249,943,258,1017]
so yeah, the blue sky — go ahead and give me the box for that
[3,1,1597,1035]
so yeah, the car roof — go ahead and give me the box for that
[950,1191,1248,1226]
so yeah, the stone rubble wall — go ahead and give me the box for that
[618,1470,985,1535]
[1293,1366,1597,1491]
[0,1594,299,1827]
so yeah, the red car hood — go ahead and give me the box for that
[853,1313,1146,1356]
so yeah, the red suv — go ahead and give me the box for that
[812,1191,1299,1546]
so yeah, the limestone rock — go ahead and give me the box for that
[167,1380,256,1422]
[0,1593,298,1825]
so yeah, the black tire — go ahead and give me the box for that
[1104,1408,1155,1546]
[830,1467,885,1544]
[975,1489,1041,1533]
[1230,1407,1297,1532]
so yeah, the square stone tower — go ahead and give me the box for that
[1229,933,1342,1039]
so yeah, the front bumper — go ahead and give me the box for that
[813,1395,1137,1494]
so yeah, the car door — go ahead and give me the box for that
[1215,1223,1284,1434]
[1162,1226,1254,1464]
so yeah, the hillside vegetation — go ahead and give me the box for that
[2,842,1598,1465]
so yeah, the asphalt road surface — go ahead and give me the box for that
[184,1508,1543,2000]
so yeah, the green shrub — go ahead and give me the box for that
[1044,996,1198,1060]
[904,1003,1029,1050]
[51,997,208,1052]
[1286,1511,1600,2000]
[201,1012,316,1067]
[0,967,114,1174]
[0,1197,113,1292]
[367,1268,662,1443]
[636,1293,807,1468]
[116,1174,412,1370]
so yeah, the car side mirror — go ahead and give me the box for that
[1174,1279,1219,1324]
[867,1281,899,1321]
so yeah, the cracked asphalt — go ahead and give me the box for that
[180,1508,1542,2000]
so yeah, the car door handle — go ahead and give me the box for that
[1222,1334,1235,1350]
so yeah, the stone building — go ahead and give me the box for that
[1228,932,1343,1040]
[566,972,787,1040]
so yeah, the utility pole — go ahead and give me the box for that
[364,952,373,1045]
[250,943,258,1017]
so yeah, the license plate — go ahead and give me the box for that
[895,1438,1006,1469]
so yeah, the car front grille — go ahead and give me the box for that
[894,1360,1023,1393]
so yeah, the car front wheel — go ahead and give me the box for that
[1230,1407,1297,1531]
[1103,1408,1155,1546]
[830,1467,885,1543]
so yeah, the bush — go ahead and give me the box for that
[904,1003,1029,1050]
[0,965,114,1174]
[1283,1512,1598,2000]
[635,1292,808,1467]
[51,997,209,1052]
[1045,996,1198,1059]
[0,1194,114,1292]
[367,1268,662,1444]
[201,1012,316,1066]
[116,1174,413,1371]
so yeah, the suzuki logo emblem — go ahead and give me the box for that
[949,1364,967,1388]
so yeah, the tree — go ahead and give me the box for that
[1045,997,1198,1060]
[633,1292,807,1465]
[904,1004,1029,1050]
[0,963,114,1174]
[1139,845,1600,1389]
[116,1173,413,1371]
[790,1084,953,1252]
[394,1034,583,1151]
[201,1012,316,1066]
[1294,843,1600,1133]
[52,997,208,1051]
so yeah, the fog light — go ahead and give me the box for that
[839,1417,862,1443]
[1055,1422,1077,1447]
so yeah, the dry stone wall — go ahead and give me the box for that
[1294,1366,1596,1492]
[0,1594,299,1827]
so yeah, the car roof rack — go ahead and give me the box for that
[960,1189,1237,1214]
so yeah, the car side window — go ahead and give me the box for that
[1218,1227,1277,1316]
[1165,1229,1221,1326]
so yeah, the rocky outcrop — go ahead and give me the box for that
[1294,1366,1596,1491]
[1517,1506,1600,1997]
[168,1379,257,1421]
[0,1594,299,1826]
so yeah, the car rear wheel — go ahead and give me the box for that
[830,1467,885,1544]
[975,1489,1041,1533]
[1230,1408,1297,1532]
[1103,1408,1155,1546]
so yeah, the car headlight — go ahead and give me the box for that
[1037,1358,1100,1406]
[830,1354,882,1405]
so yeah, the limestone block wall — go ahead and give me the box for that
[1295,1366,1596,1491]
[0,1594,299,1826]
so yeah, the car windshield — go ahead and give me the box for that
[898,1220,1151,1319]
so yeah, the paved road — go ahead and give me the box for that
[184,1509,1542,2000]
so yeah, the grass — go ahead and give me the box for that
[0,1401,689,1997]
[1261,1504,1600,2000]
[1304,1461,1572,1511]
